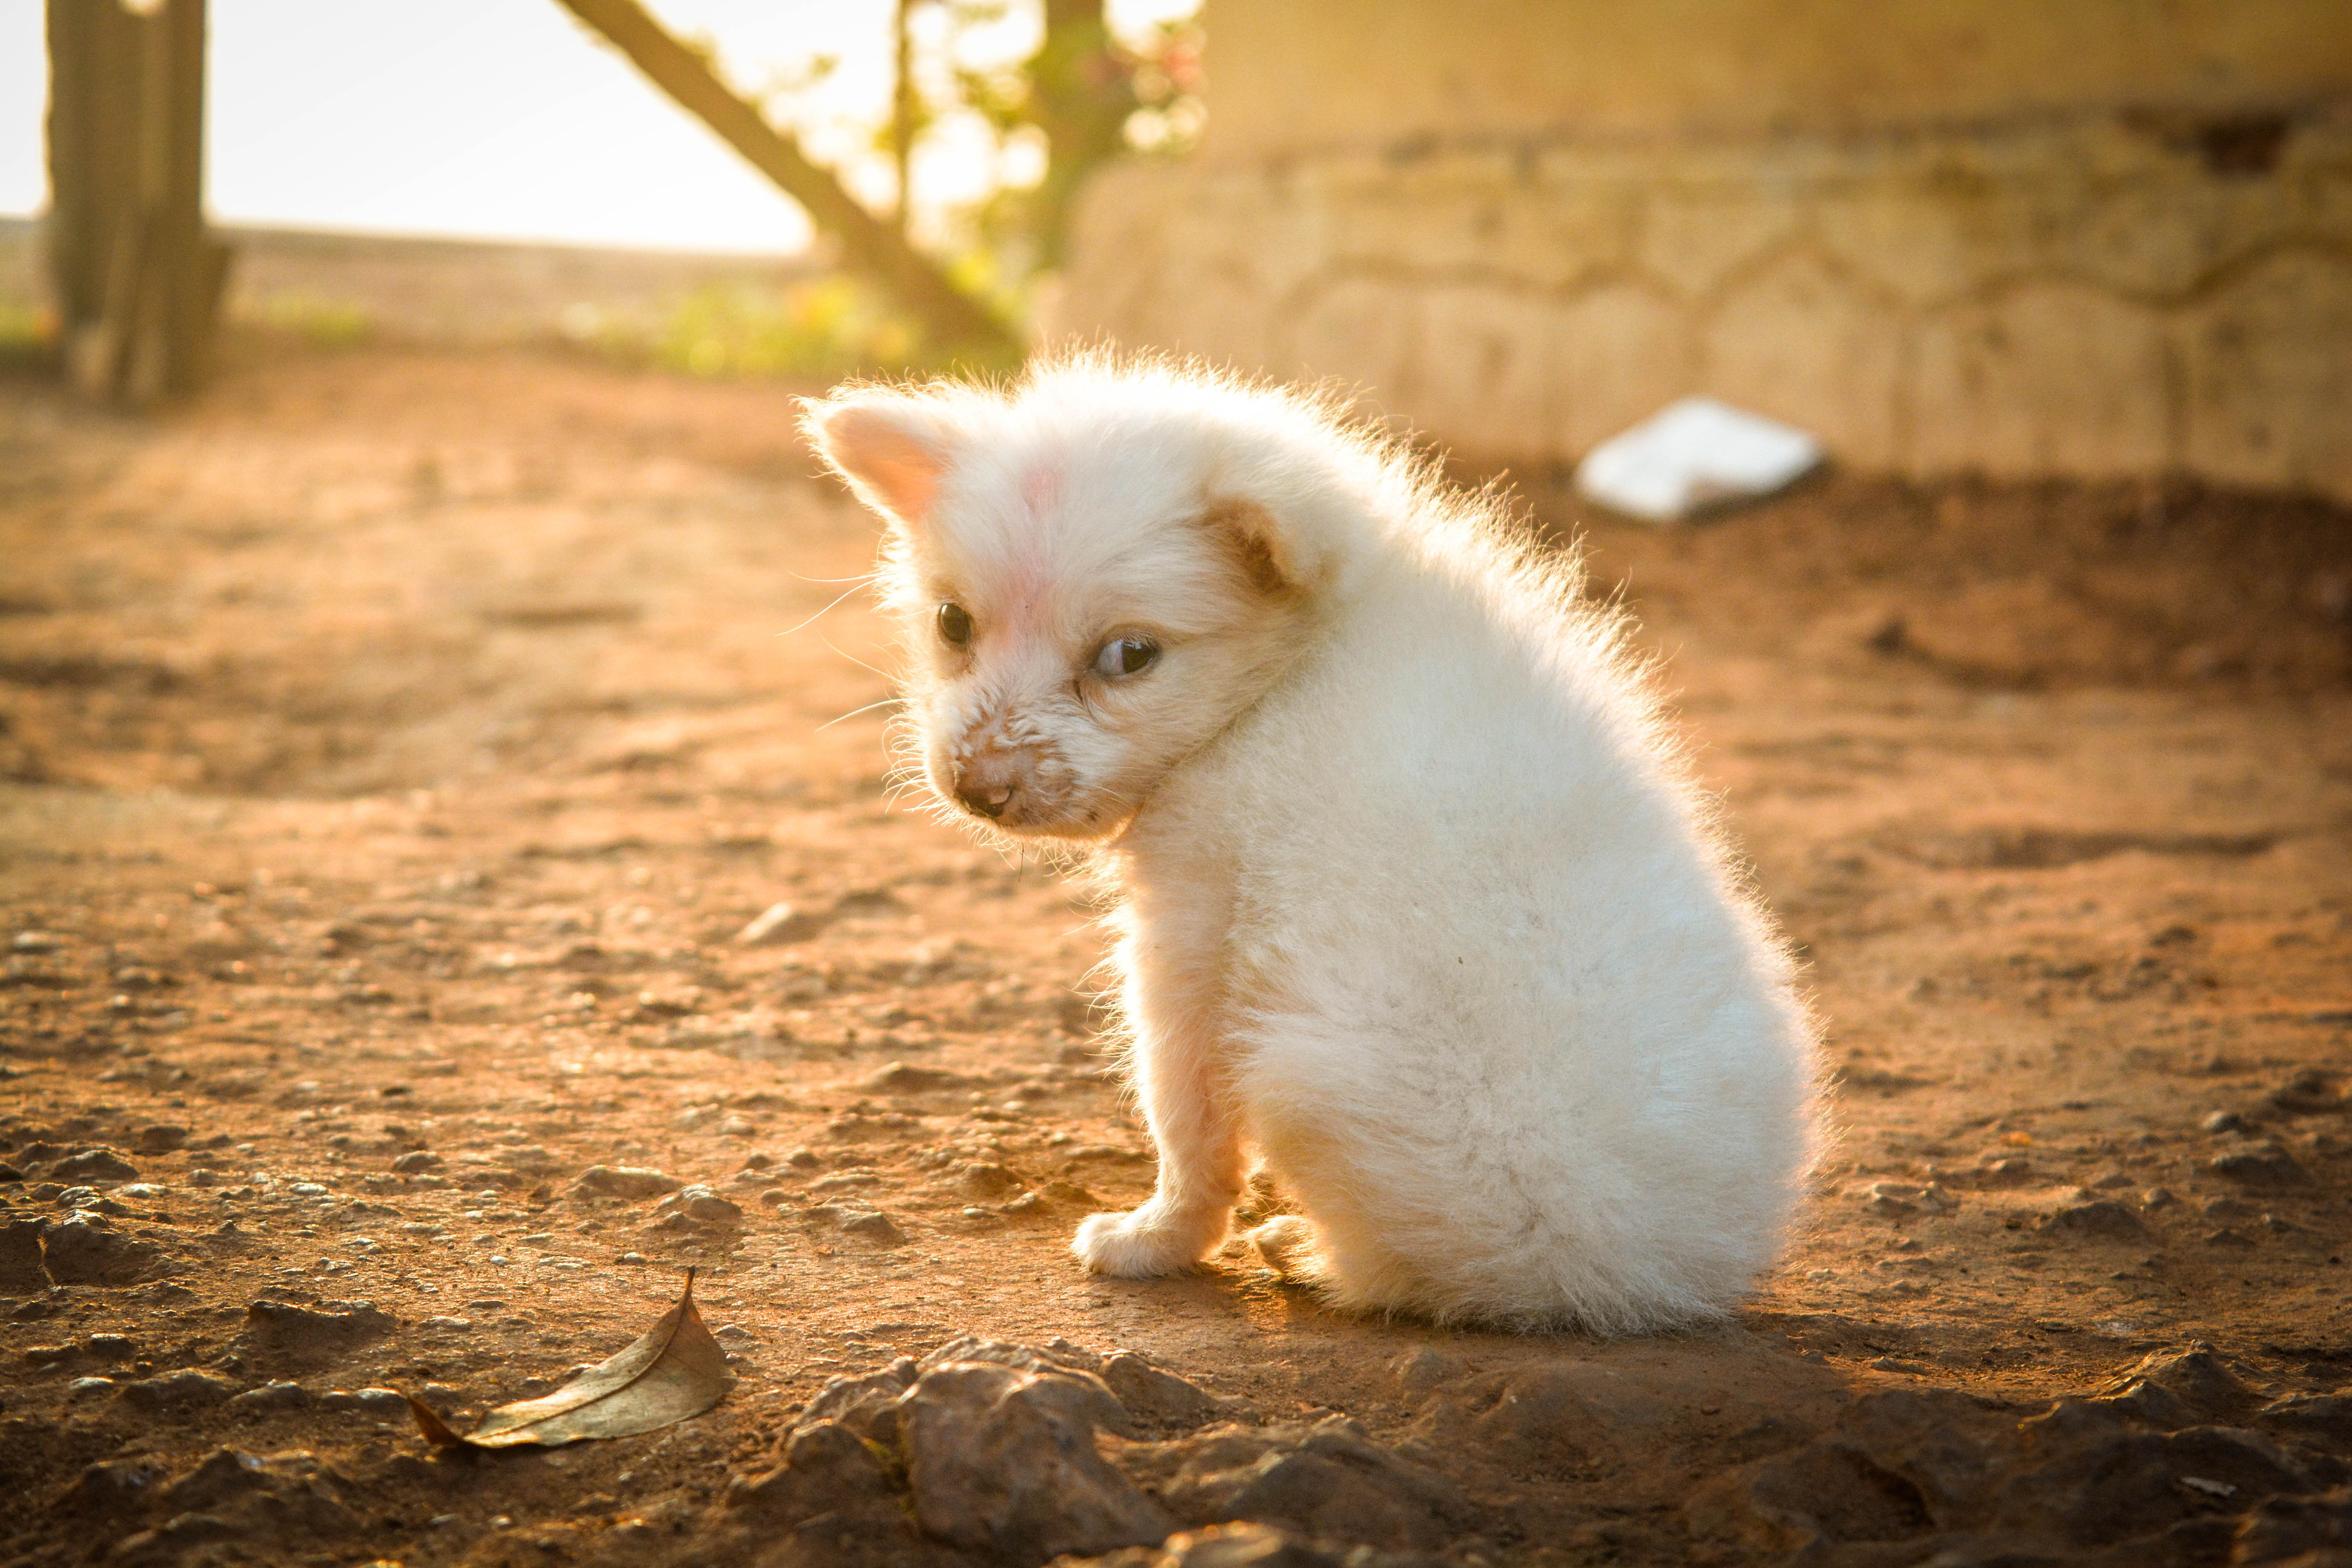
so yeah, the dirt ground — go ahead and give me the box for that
[2,334,2350,1568]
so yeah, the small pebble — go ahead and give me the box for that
[734,902,804,946]
[2211,1145,2310,1187]
[229,1381,312,1413]
[654,1186,742,1226]
[54,1150,139,1183]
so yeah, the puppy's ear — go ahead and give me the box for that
[1200,494,1325,600]
[803,395,957,528]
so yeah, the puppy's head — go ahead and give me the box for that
[804,364,1345,844]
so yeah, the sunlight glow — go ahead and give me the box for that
[0,2,42,216]
[203,0,828,253]
[0,0,1200,255]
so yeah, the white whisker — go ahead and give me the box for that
[817,632,899,685]
[775,581,871,638]
[815,696,901,733]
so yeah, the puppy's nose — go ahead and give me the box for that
[957,778,1014,819]
[954,755,1021,820]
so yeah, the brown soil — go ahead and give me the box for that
[2,337,2350,1567]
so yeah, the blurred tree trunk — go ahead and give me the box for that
[47,0,230,404]
[1025,0,1137,270]
[555,0,1016,361]
[891,0,917,239]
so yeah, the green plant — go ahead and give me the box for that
[647,276,929,380]
[0,301,57,363]
[239,291,373,348]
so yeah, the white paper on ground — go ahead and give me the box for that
[1572,396,1824,523]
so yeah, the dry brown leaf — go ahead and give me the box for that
[406,1268,734,1448]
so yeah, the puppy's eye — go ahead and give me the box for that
[1091,637,1159,678]
[937,603,973,647]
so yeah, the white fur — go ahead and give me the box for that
[804,354,1823,1334]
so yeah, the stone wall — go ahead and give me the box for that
[1051,5,2352,501]
[1198,1,2352,158]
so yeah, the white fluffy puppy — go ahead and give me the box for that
[805,355,1821,1332]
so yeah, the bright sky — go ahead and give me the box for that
[0,3,38,218]
[0,0,1196,255]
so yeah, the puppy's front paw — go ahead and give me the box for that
[1072,1206,1221,1277]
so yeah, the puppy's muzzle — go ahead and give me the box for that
[952,746,1034,821]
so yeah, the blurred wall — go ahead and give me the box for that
[1053,0,2352,500]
